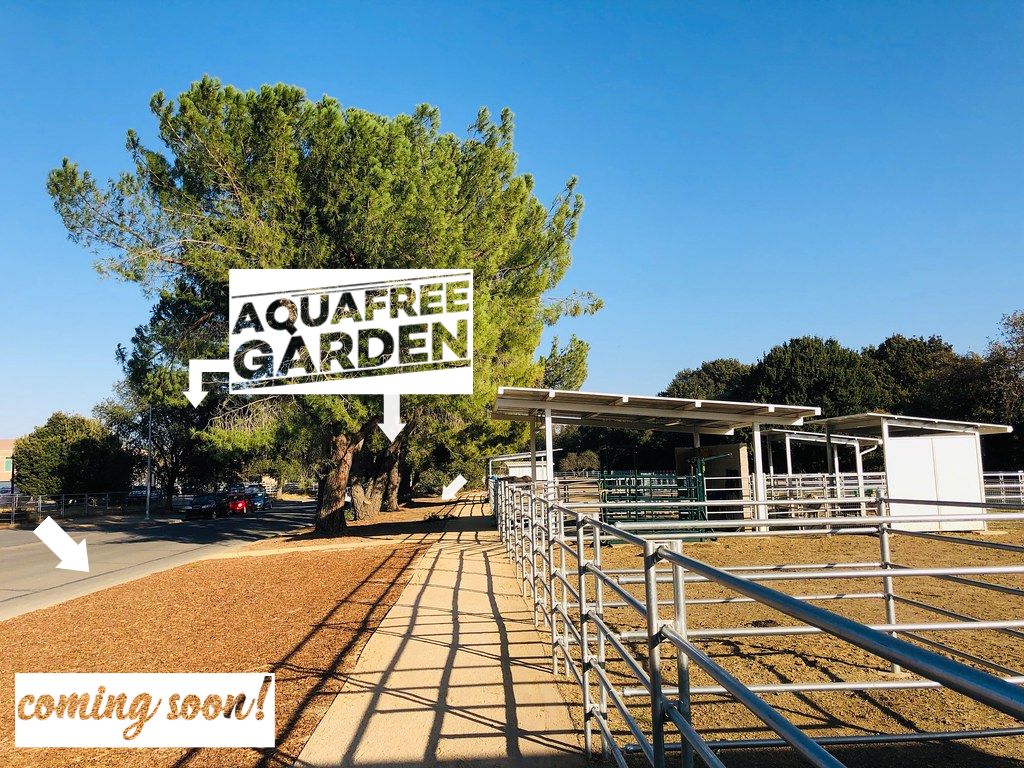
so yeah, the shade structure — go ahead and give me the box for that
[492,387,821,515]
[806,413,1012,533]
[492,387,821,435]
[762,428,882,448]
[807,412,1012,437]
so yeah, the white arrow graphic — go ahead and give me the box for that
[441,474,467,501]
[33,516,89,572]
[378,394,406,442]
[185,359,232,407]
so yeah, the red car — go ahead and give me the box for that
[226,493,251,515]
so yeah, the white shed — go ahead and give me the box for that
[503,459,551,481]
[809,413,1013,532]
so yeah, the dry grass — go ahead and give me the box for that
[549,525,1024,767]
[0,539,429,768]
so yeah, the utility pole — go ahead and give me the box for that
[145,404,153,521]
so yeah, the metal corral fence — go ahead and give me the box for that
[561,470,1024,506]
[987,471,1024,504]
[492,476,1024,768]
[1,492,190,525]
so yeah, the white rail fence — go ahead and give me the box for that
[492,477,1024,767]
[987,471,1024,504]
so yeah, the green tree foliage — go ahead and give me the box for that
[555,425,671,472]
[651,322,1023,469]
[960,313,1024,468]
[660,358,750,400]
[747,337,884,417]
[14,413,136,495]
[47,77,592,533]
[541,335,590,390]
[559,450,599,472]
[863,334,958,413]
[988,311,1024,422]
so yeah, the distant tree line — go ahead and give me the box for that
[13,413,135,496]
[557,312,1024,472]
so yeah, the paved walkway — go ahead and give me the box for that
[295,495,584,768]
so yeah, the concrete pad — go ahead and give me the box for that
[295,497,584,768]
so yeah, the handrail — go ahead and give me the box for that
[491,475,1024,766]
[655,544,1024,720]
[598,511,1024,529]
[661,626,845,768]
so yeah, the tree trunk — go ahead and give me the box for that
[351,477,385,520]
[380,439,402,512]
[398,462,414,502]
[315,432,363,535]
[352,435,404,518]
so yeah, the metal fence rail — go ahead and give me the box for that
[1,491,190,525]
[986,471,1024,504]
[491,476,1024,767]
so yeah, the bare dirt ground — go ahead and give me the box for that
[553,524,1024,767]
[240,498,455,554]
[0,509,433,768]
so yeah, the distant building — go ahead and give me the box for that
[0,438,14,484]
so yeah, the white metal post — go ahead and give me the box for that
[752,423,767,523]
[530,495,540,624]
[547,498,559,674]
[973,433,988,531]
[855,442,866,515]
[824,426,835,515]
[559,506,569,677]
[530,413,538,491]
[577,517,593,757]
[880,417,892,509]
[592,522,608,758]
[544,407,555,501]
[670,540,693,768]
[877,496,902,674]
[644,540,666,766]
[515,491,524,587]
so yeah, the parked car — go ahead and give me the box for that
[186,492,227,519]
[248,490,273,511]
[127,486,167,503]
[226,493,251,516]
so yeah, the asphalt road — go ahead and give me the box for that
[0,501,315,621]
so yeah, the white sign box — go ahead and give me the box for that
[15,673,275,748]
[227,268,473,395]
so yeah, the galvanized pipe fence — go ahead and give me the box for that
[1,491,189,525]
[491,476,1024,767]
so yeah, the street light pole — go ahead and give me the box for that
[145,404,153,521]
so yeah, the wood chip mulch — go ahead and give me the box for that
[0,540,429,768]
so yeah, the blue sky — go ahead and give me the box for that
[1,2,1021,436]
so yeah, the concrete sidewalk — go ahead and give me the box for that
[295,495,584,768]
